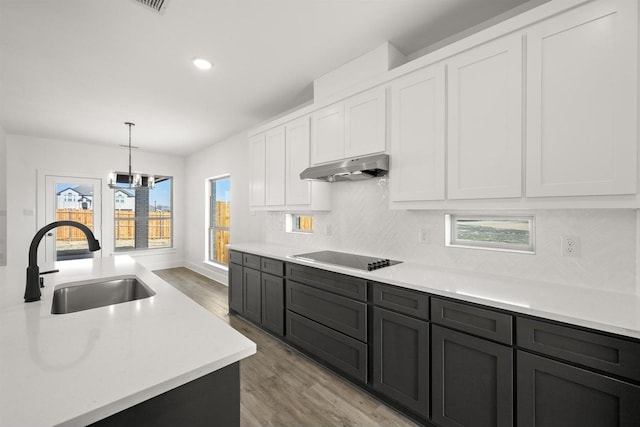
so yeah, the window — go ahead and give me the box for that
[286,213,314,234]
[445,214,534,253]
[114,176,173,251]
[209,176,230,265]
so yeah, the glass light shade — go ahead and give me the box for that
[132,173,143,188]
[107,171,117,188]
[147,175,156,189]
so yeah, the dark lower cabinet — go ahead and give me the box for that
[431,325,513,427]
[228,262,243,314]
[372,307,429,419]
[90,362,240,427]
[517,351,640,427]
[261,272,284,336]
[243,267,261,324]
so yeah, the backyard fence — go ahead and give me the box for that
[55,209,172,241]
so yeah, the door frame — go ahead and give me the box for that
[37,170,104,264]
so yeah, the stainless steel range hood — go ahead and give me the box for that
[300,153,389,182]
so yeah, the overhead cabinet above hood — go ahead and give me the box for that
[300,153,389,182]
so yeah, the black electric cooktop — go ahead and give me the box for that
[292,250,402,271]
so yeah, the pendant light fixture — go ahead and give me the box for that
[108,122,155,190]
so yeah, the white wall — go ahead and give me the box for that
[184,131,265,283]
[5,134,185,270]
[0,125,6,267]
[263,179,638,295]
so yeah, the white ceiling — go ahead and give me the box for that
[0,0,533,157]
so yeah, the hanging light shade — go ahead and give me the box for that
[108,122,155,189]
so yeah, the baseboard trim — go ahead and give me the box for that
[185,261,228,286]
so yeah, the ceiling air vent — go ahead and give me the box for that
[131,0,169,14]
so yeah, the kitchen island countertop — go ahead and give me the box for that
[230,242,640,340]
[0,256,256,427]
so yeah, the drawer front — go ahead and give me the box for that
[432,298,513,345]
[242,253,261,270]
[372,282,429,320]
[286,311,368,383]
[286,263,367,301]
[517,317,640,382]
[286,280,367,342]
[261,257,284,277]
[229,250,243,265]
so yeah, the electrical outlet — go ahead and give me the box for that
[418,228,430,244]
[325,224,333,236]
[561,235,580,257]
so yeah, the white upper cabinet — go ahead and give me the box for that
[344,86,387,159]
[526,0,638,197]
[265,127,286,206]
[447,34,523,200]
[249,115,331,211]
[311,86,386,164]
[249,133,266,207]
[389,64,446,202]
[311,103,344,164]
[285,116,312,206]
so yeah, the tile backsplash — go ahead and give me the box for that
[265,179,637,295]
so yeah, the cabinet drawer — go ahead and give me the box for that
[261,257,284,277]
[286,280,367,342]
[372,282,429,320]
[432,298,513,345]
[517,317,640,382]
[242,253,260,270]
[229,250,243,265]
[286,311,368,383]
[286,263,367,302]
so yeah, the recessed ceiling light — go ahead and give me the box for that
[192,58,212,70]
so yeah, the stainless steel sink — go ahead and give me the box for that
[51,276,155,314]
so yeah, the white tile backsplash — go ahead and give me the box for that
[265,179,637,294]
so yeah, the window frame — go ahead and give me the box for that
[208,175,231,265]
[445,214,535,254]
[113,176,173,252]
[285,213,314,234]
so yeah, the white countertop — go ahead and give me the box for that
[230,242,640,340]
[0,256,256,427]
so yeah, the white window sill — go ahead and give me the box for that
[111,247,177,257]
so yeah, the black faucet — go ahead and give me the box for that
[25,220,101,302]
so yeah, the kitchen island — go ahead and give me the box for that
[0,256,256,427]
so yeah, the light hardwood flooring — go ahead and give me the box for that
[153,267,420,427]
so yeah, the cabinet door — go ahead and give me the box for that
[311,103,344,164]
[344,86,386,159]
[248,133,266,207]
[526,0,637,197]
[447,34,522,200]
[261,273,284,336]
[389,64,445,202]
[242,267,261,324]
[517,351,640,427]
[265,127,285,206]
[432,325,513,427]
[285,116,312,206]
[228,262,243,314]
[372,307,429,419]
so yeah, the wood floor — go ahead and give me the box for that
[153,267,420,427]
